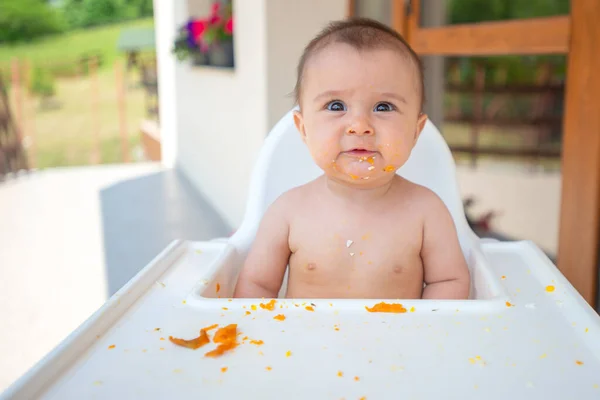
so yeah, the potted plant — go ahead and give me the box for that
[172,1,234,68]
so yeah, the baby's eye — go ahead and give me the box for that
[326,101,347,112]
[374,102,396,112]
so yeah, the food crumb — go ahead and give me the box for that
[154,328,160,331]
[501,275,506,280]
[142,349,147,353]
[251,305,257,310]
[159,337,165,341]
[354,376,360,381]
[409,306,416,312]
[221,367,228,373]
[274,314,286,321]
[245,311,251,316]
[576,360,584,365]
[286,350,292,357]
[173,369,182,373]
[108,345,116,350]
[585,328,589,333]
[346,240,353,248]
[540,353,547,359]
[216,283,221,293]
[260,299,277,311]
[505,301,514,307]
[545,285,555,292]
[93,380,103,386]
[182,300,187,304]
[250,340,264,346]
[160,347,165,351]
[196,249,203,254]
[350,253,355,257]
[337,371,343,377]
[305,306,314,312]
[259,351,264,356]
[266,366,272,371]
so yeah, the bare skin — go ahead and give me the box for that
[234,43,470,299]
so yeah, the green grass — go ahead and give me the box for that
[17,67,147,168]
[0,18,154,73]
[0,19,155,169]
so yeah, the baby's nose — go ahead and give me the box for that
[346,119,374,136]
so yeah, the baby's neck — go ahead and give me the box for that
[323,175,395,204]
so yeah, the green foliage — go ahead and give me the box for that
[0,0,65,44]
[29,66,56,98]
[447,0,569,85]
[60,0,153,30]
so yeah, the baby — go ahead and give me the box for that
[234,18,470,300]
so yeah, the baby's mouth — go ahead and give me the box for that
[343,148,378,157]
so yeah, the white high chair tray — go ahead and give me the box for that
[3,239,600,400]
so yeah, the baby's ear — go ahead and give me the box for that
[293,110,307,143]
[413,113,428,145]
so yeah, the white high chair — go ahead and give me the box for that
[2,110,600,400]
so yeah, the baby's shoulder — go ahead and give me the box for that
[267,179,318,214]
[393,176,446,210]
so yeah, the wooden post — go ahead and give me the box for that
[115,61,130,163]
[346,0,355,18]
[23,60,36,169]
[392,0,407,38]
[89,57,100,164]
[471,63,485,167]
[557,0,600,307]
[11,58,24,144]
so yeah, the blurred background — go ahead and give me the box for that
[0,0,588,393]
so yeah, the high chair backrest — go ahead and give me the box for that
[233,109,475,260]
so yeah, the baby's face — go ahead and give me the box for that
[294,43,427,186]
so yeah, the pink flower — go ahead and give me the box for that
[189,19,207,41]
[224,18,233,35]
[209,14,222,25]
[211,2,221,15]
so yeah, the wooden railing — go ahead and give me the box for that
[444,59,564,165]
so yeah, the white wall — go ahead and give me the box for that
[156,0,346,229]
[265,0,347,130]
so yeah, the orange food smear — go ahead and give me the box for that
[250,340,264,346]
[365,302,407,313]
[260,299,277,311]
[216,283,221,293]
[108,344,116,349]
[205,324,239,358]
[169,329,210,350]
[305,306,314,312]
[349,174,359,180]
[274,314,286,321]
[383,165,395,172]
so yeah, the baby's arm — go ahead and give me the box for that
[233,196,291,298]
[420,192,471,299]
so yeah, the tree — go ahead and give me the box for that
[0,0,65,44]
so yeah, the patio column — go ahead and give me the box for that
[557,0,600,308]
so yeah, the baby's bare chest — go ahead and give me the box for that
[287,207,424,288]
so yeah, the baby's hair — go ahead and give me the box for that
[294,17,425,110]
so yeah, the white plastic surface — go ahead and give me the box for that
[3,110,600,399]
